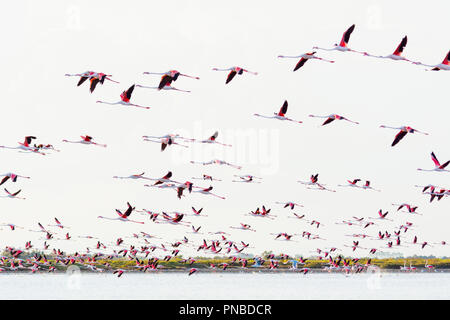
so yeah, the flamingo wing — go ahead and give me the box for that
[393,36,407,55]
[339,24,355,47]
[293,58,307,71]
[430,152,441,167]
[0,176,10,186]
[158,75,173,90]
[226,70,237,84]
[77,76,89,86]
[391,130,407,146]
[278,100,288,116]
[89,77,100,93]
[125,85,135,99]
[322,117,335,126]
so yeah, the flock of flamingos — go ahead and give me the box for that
[0,24,448,277]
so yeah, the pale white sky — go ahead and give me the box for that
[0,0,448,258]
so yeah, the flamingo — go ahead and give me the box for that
[98,202,144,224]
[0,136,45,155]
[65,71,119,93]
[275,201,303,210]
[232,175,262,183]
[230,223,256,232]
[192,186,225,199]
[190,159,242,169]
[62,135,107,147]
[48,218,67,229]
[254,100,302,123]
[143,70,199,88]
[142,134,190,151]
[212,66,258,84]
[191,174,222,182]
[2,188,25,200]
[190,131,232,147]
[313,24,364,54]
[0,173,30,186]
[298,174,335,192]
[417,152,449,172]
[417,50,450,71]
[363,36,419,63]
[96,85,150,109]
[136,83,190,93]
[379,125,429,146]
[308,114,359,126]
[278,52,335,71]
[0,223,23,231]
[113,172,152,180]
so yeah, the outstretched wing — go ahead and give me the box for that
[226,70,237,84]
[0,176,10,186]
[322,117,335,126]
[430,152,440,167]
[158,75,173,90]
[293,58,307,71]
[77,76,89,86]
[339,24,355,47]
[393,36,407,55]
[125,85,135,99]
[278,100,288,116]
[391,130,407,146]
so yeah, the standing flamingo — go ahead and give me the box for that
[212,66,258,84]
[96,85,150,109]
[254,100,302,123]
[278,52,334,71]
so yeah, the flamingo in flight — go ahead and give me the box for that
[96,85,150,109]
[0,173,30,186]
[232,175,262,183]
[113,172,152,180]
[417,152,449,172]
[275,201,303,210]
[278,52,335,71]
[190,159,242,170]
[0,136,45,155]
[363,36,419,63]
[212,66,258,84]
[313,24,364,54]
[191,174,222,182]
[98,202,144,224]
[190,131,232,147]
[254,100,302,123]
[65,71,119,93]
[142,134,190,151]
[143,70,199,88]
[62,135,107,147]
[2,188,25,200]
[192,186,225,199]
[417,50,450,71]
[136,82,190,93]
[309,114,359,126]
[379,125,429,146]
